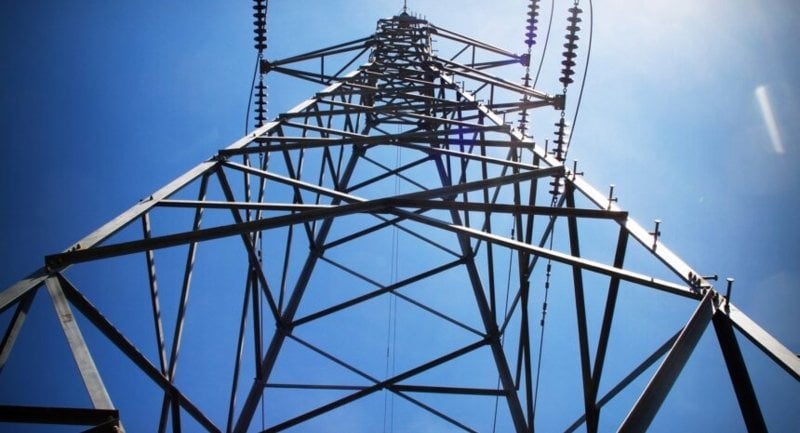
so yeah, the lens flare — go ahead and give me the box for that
[755,85,785,155]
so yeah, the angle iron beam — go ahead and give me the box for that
[435,59,555,102]
[58,275,221,432]
[287,333,379,384]
[564,330,681,433]
[0,289,36,373]
[429,24,520,59]
[390,198,627,220]
[591,226,629,401]
[322,209,462,258]
[712,312,768,432]
[0,405,118,426]
[292,258,464,327]
[405,210,696,298]
[392,384,505,396]
[393,290,485,337]
[141,214,169,375]
[468,58,524,71]
[158,199,334,212]
[268,36,373,67]
[447,74,705,300]
[232,146,363,433]
[346,153,430,193]
[158,172,210,431]
[226,278,253,433]
[0,269,47,314]
[430,154,530,433]
[45,276,114,411]
[566,186,600,433]
[617,290,715,433]
[391,391,479,433]
[215,169,281,320]
[724,302,800,381]
[3,100,308,308]
[263,339,488,433]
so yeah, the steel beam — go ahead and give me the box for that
[58,275,221,432]
[0,289,36,374]
[726,302,800,381]
[617,290,715,433]
[566,187,599,433]
[45,276,114,411]
[564,330,681,433]
[0,405,118,426]
[712,312,768,432]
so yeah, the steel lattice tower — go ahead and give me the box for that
[1,8,798,433]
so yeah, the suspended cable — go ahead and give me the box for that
[244,56,260,134]
[248,2,270,431]
[384,133,402,433]
[532,0,555,89]
[491,227,516,433]
[531,234,555,420]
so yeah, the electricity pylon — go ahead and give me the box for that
[1,10,797,433]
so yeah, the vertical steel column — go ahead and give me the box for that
[430,155,530,433]
[565,185,599,433]
[232,141,363,433]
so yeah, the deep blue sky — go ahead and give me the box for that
[1,1,798,432]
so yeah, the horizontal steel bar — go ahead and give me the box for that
[407,211,697,298]
[0,405,118,425]
[392,384,504,396]
[157,200,333,212]
[264,384,368,391]
[390,198,627,219]
[269,36,373,66]
[46,161,556,266]
[429,24,519,59]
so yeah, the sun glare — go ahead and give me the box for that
[755,85,785,155]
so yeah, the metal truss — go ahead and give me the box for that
[1,12,797,433]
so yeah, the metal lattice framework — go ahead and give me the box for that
[1,11,798,433]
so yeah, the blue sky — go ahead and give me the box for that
[1,0,798,432]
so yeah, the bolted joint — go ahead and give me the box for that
[606,184,618,210]
[725,277,734,312]
[519,53,531,67]
[650,219,661,249]
[550,93,566,111]
[259,59,272,74]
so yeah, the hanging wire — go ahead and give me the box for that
[383,132,402,433]
[248,1,270,430]
[491,227,516,433]
[532,0,555,89]
[244,55,261,134]
[532,235,556,419]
